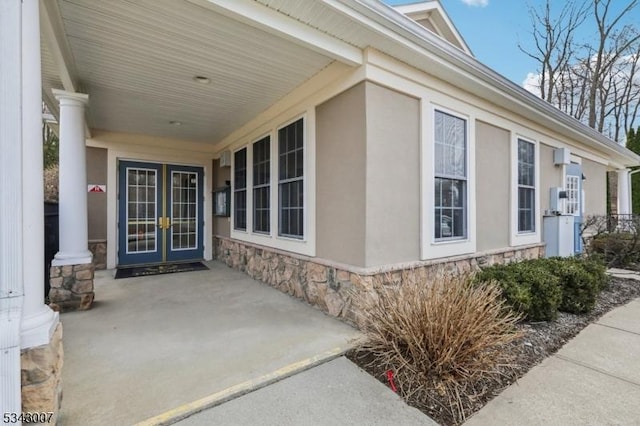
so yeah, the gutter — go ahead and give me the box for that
[330,0,640,167]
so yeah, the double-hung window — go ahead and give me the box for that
[233,148,247,231]
[278,118,304,239]
[253,136,270,233]
[434,110,467,240]
[517,139,535,232]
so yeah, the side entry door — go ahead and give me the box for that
[566,162,583,254]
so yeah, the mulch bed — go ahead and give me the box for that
[347,275,640,426]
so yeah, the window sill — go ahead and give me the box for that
[433,237,469,245]
[230,229,314,256]
[510,231,540,247]
[421,238,475,260]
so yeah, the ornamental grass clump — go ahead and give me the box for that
[353,274,522,424]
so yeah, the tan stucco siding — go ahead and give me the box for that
[213,158,231,238]
[581,158,607,216]
[476,121,510,252]
[316,83,367,266]
[365,82,420,267]
[539,143,563,213]
[87,147,107,240]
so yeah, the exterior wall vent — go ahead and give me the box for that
[219,150,231,167]
[553,147,570,165]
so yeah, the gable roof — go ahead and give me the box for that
[392,1,472,55]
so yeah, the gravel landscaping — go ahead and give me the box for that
[348,274,640,426]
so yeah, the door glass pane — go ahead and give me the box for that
[171,171,198,250]
[126,168,157,253]
[566,175,579,215]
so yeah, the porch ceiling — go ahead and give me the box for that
[42,0,337,144]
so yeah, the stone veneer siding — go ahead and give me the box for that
[49,263,95,312]
[214,237,545,326]
[21,323,63,424]
[89,240,107,270]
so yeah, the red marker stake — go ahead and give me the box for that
[386,370,397,392]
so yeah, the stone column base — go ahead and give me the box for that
[49,263,95,312]
[88,240,107,270]
[21,323,63,425]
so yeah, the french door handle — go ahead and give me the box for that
[157,217,172,230]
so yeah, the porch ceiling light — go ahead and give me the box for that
[169,120,182,126]
[193,75,211,84]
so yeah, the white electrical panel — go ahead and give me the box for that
[543,215,574,257]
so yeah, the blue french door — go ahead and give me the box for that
[118,161,204,266]
[566,162,583,254]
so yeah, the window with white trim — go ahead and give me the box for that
[233,148,247,231]
[517,139,535,232]
[253,136,270,233]
[278,118,304,239]
[434,110,467,240]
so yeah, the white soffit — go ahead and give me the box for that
[40,39,63,119]
[49,0,336,144]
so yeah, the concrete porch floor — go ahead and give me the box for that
[58,260,361,425]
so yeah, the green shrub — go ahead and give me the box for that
[547,257,608,314]
[475,265,532,315]
[475,260,561,321]
[476,256,608,318]
[517,261,562,320]
[540,258,599,314]
[578,256,609,291]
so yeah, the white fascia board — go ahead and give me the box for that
[327,0,640,167]
[186,0,363,67]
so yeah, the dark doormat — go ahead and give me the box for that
[115,262,209,279]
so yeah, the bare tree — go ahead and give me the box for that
[523,0,640,143]
[519,0,589,102]
[587,0,640,131]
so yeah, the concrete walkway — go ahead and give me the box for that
[61,263,640,425]
[58,261,361,425]
[176,357,436,426]
[465,271,640,426]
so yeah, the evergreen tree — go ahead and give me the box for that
[43,122,58,169]
[626,128,640,214]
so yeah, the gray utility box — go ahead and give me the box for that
[543,215,574,257]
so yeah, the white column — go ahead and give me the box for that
[0,0,25,414]
[20,0,59,349]
[52,89,91,266]
[618,169,631,216]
